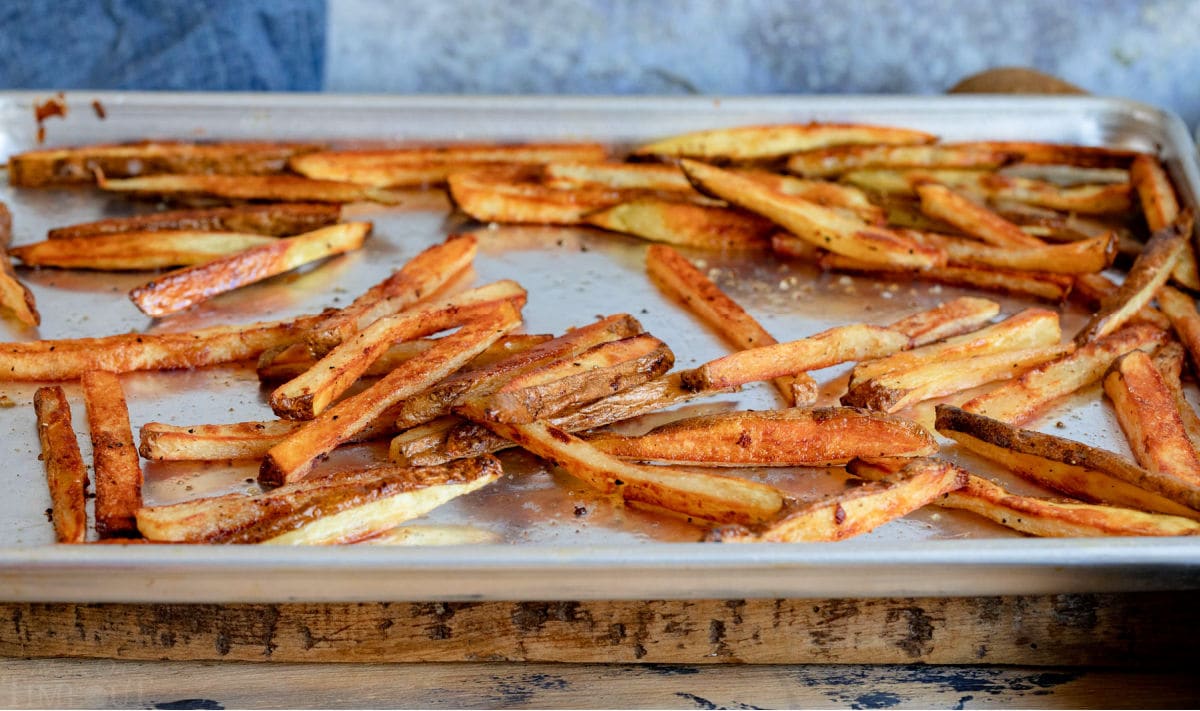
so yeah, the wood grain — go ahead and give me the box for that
[2,593,1196,665]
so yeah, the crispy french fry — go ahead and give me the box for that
[9,141,323,187]
[1073,273,1170,330]
[270,281,528,419]
[708,458,966,542]
[97,173,403,205]
[470,419,784,525]
[47,203,342,240]
[393,314,643,430]
[1075,212,1192,344]
[80,371,142,538]
[955,141,1142,169]
[962,324,1168,425]
[787,143,1013,178]
[33,386,87,543]
[587,407,937,466]
[935,404,1200,517]
[139,456,502,544]
[1150,341,1200,449]
[0,313,322,381]
[1104,350,1200,490]
[681,160,943,268]
[915,183,1044,248]
[843,343,1073,414]
[633,122,935,161]
[646,244,803,404]
[1130,154,1200,290]
[544,162,692,191]
[457,334,674,425]
[11,231,278,270]
[291,143,608,187]
[885,297,1000,347]
[0,200,11,249]
[732,170,885,223]
[0,246,39,327]
[585,198,774,251]
[448,168,629,225]
[1157,285,1200,375]
[850,308,1061,388]
[129,222,370,316]
[907,230,1115,275]
[260,304,521,485]
[684,324,910,393]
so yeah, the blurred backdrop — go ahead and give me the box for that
[1,0,1197,126]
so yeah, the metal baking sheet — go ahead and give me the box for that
[0,92,1198,602]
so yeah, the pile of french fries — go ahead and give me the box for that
[6,119,1200,545]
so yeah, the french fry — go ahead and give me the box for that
[33,386,87,543]
[0,245,39,326]
[1130,154,1199,290]
[680,160,943,268]
[732,170,885,223]
[708,458,966,542]
[393,314,644,429]
[47,203,342,240]
[0,313,322,381]
[843,343,1073,414]
[11,231,278,270]
[467,419,784,525]
[885,296,1000,347]
[1104,350,1200,489]
[129,222,370,316]
[269,281,528,419]
[843,169,1134,214]
[850,308,1061,388]
[786,143,1013,178]
[97,173,404,205]
[584,198,774,251]
[9,141,323,187]
[1074,212,1192,344]
[586,407,937,466]
[683,324,910,392]
[1150,341,1200,449]
[457,334,674,425]
[646,243,804,404]
[1157,285,1200,375]
[1072,273,1170,330]
[962,324,1169,425]
[80,371,142,538]
[447,168,629,225]
[291,143,608,187]
[915,183,1044,248]
[935,404,1200,517]
[0,200,11,248]
[955,141,1142,169]
[544,162,692,191]
[633,122,935,161]
[138,456,502,544]
[260,304,521,485]
[908,230,1115,275]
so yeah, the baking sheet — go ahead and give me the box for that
[0,92,1198,602]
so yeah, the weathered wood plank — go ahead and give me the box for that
[1,593,1196,665]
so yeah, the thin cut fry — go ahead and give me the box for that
[1130,154,1199,290]
[1157,285,1200,375]
[915,183,1044,248]
[0,246,39,326]
[954,141,1143,168]
[843,169,1134,214]
[11,231,278,270]
[33,386,87,543]
[787,143,1013,178]
[1072,273,1170,330]
[97,173,404,205]
[47,203,342,240]
[1151,342,1200,449]
[633,122,935,161]
[885,297,1000,348]
[908,230,1115,275]
[80,371,142,538]
[544,162,692,191]
[733,170,885,223]
[129,222,370,316]
[448,168,629,225]
[585,198,774,251]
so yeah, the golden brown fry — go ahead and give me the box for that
[9,141,323,187]
[129,222,370,316]
[544,162,692,191]
[1072,273,1170,330]
[909,230,1115,275]
[681,160,943,268]
[962,324,1168,425]
[470,419,784,525]
[270,281,528,419]
[47,203,342,240]
[260,304,521,485]
[140,420,304,461]
[585,198,774,251]
[733,170,885,223]
[646,243,803,404]
[0,201,11,249]
[0,246,39,327]
[292,143,608,187]
[956,141,1143,168]
[587,407,937,466]
[80,371,142,538]
[684,324,909,393]
[458,334,674,425]
[11,231,278,270]
[33,386,87,543]
[1130,154,1200,290]
[915,183,1044,248]
[787,143,1012,178]
[709,458,966,542]
[447,168,629,225]
[1075,212,1192,344]
[1157,285,1200,375]
[1150,341,1200,449]
[633,122,935,161]
[935,404,1200,517]
[97,173,403,205]
[885,297,1000,348]
[139,456,502,544]
[1104,350,1200,490]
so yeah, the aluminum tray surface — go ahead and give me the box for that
[0,92,1198,602]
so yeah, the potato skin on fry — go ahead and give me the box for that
[47,203,342,240]
[81,371,142,538]
[634,122,935,161]
[34,386,88,543]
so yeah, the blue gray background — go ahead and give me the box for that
[2,0,1197,127]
